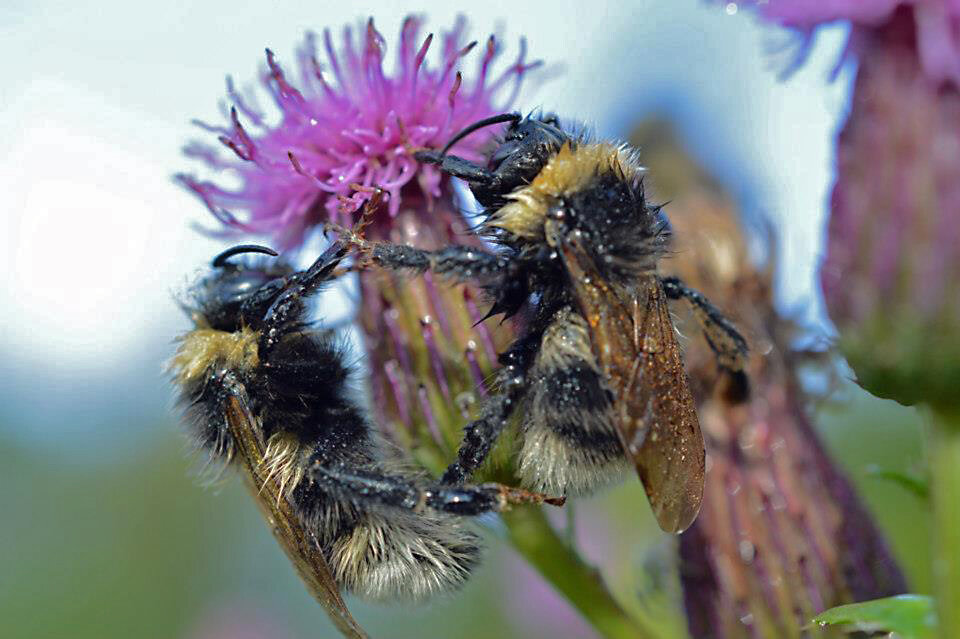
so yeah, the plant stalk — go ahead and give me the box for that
[931,409,960,639]
[502,506,662,639]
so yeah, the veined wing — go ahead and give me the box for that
[556,233,704,533]
[224,392,369,639]
[624,276,704,532]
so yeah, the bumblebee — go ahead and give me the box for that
[353,114,748,533]
[168,199,561,638]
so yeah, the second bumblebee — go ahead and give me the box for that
[358,113,749,533]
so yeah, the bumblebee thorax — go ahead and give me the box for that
[486,142,641,242]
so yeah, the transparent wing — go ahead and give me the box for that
[557,234,704,533]
[224,394,369,639]
[623,277,705,533]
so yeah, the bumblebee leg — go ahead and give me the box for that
[369,243,507,282]
[415,150,495,184]
[309,463,559,516]
[441,339,538,484]
[366,244,530,483]
[441,391,516,484]
[661,276,750,397]
[259,242,348,354]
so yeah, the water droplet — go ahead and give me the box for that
[738,540,755,562]
[725,2,738,15]
[455,392,476,416]
[770,494,787,511]
[759,338,774,355]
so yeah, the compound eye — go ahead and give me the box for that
[213,273,266,310]
[490,140,521,167]
[504,127,525,141]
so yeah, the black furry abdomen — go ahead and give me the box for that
[249,332,370,459]
[515,307,630,495]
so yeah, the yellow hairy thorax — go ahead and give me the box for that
[170,326,260,384]
[486,142,641,240]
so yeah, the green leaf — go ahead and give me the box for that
[812,595,936,638]
[866,464,930,500]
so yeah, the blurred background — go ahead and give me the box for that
[0,1,929,638]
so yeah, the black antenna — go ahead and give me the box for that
[212,244,279,268]
[440,112,522,155]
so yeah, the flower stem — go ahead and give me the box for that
[931,409,960,639]
[501,506,662,639]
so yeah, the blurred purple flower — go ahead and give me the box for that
[728,4,960,633]
[730,0,960,86]
[729,2,960,408]
[184,604,294,639]
[819,9,960,409]
[504,555,600,639]
[808,6,960,630]
[177,15,540,249]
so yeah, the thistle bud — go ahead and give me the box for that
[819,8,960,411]
[356,197,516,472]
[632,122,907,639]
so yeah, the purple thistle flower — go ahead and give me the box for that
[725,3,960,409]
[819,9,960,410]
[725,5,960,635]
[175,14,539,475]
[809,7,960,630]
[728,1,960,86]
[177,15,540,249]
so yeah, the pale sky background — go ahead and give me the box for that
[0,0,849,454]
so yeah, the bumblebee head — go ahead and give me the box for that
[195,245,294,332]
[435,113,569,208]
[483,115,567,200]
